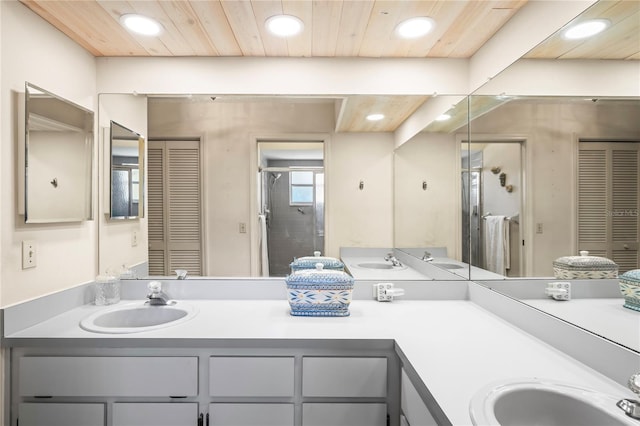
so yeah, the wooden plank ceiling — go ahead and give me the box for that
[20,0,527,58]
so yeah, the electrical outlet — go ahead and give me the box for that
[239,223,247,233]
[132,230,138,247]
[22,240,36,269]
[536,223,543,234]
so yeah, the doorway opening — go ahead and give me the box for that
[258,142,324,276]
[462,140,525,277]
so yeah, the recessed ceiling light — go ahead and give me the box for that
[120,14,162,36]
[265,15,304,37]
[395,17,435,39]
[366,113,385,121]
[436,114,451,122]
[563,19,609,40]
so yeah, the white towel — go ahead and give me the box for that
[258,214,269,277]
[484,215,509,275]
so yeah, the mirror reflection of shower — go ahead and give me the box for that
[258,142,325,277]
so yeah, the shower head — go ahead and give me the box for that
[270,172,282,184]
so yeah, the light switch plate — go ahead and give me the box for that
[22,240,36,269]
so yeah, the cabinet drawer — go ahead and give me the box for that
[19,357,197,397]
[401,369,437,426]
[113,403,198,426]
[303,403,387,426]
[18,403,105,426]
[302,357,387,397]
[209,403,294,426]
[209,357,294,397]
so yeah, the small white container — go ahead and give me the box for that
[94,274,120,305]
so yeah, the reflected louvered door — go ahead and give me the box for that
[147,143,166,275]
[147,140,203,276]
[578,142,640,273]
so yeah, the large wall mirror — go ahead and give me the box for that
[110,120,144,219]
[22,82,94,223]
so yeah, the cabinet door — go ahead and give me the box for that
[209,403,294,426]
[19,403,104,426]
[302,403,387,426]
[401,369,437,426]
[303,357,387,397]
[19,357,197,397]
[113,403,198,426]
[209,357,294,396]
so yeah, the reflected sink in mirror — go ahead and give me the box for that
[469,378,636,426]
[356,262,407,270]
[432,262,465,270]
[80,301,198,334]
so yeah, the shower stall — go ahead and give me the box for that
[260,164,325,276]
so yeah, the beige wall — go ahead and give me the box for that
[1,1,97,307]
[327,132,395,256]
[98,94,148,274]
[394,133,459,258]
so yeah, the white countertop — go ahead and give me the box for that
[6,298,634,425]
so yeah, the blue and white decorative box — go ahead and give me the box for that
[619,269,640,312]
[285,264,354,317]
[552,252,618,279]
[290,251,344,272]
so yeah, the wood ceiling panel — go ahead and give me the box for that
[251,1,289,57]
[357,1,405,57]
[96,0,171,56]
[220,0,266,56]
[157,0,218,55]
[23,0,146,56]
[127,0,199,56]
[282,0,313,57]
[311,0,343,57]
[336,95,429,132]
[334,0,374,57]
[189,0,242,56]
[524,0,640,60]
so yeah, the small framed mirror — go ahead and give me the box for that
[22,82,94,223]
[110,120,144,219]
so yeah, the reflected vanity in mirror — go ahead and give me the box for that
[20,82,94,223]
[110,120,144,219]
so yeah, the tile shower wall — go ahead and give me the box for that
[267,160,323,276]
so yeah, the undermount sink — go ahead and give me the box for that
[433,262,465,270]
[469,378,636,426]
[80,301,198,334]
[356,262,407,270]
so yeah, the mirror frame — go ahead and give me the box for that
[109,120,144,220]
[22,82,94,223]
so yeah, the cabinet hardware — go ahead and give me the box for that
[206,413,210,426]
[198,413,203,426]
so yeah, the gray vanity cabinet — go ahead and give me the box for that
[18,403,105,426]
[208,356,295,426]
[400,369,438,426]
[12,347,402,426]
[302,357,388,426]
[113,403,199,426]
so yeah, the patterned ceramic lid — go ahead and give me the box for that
[620,269,640,284]
[290,251,344,270]
[553,252,618,271]
[285,264,353,287]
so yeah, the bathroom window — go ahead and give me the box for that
[290,171,314,205]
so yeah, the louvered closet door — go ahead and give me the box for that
[578,142,640,273]
[147,140,203,276]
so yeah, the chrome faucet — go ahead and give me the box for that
[146,281,171,306]
[422,251,434,262]
[617,372,640,419]
[384,252,402,267]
